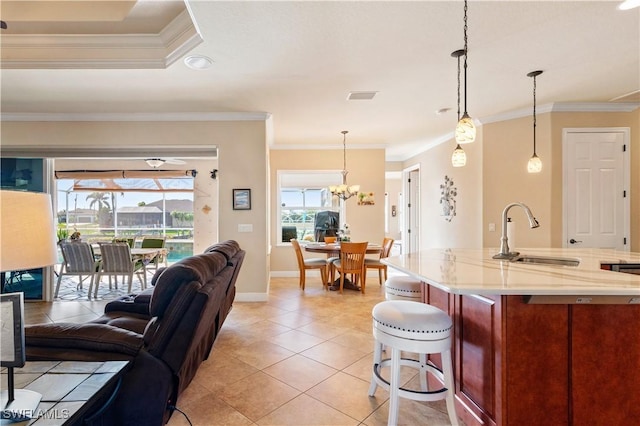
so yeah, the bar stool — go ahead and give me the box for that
[384,275,422,301]
[368,300,458,426]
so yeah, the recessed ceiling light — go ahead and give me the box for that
[619,0,640,10]
[347,91,378,100]
[184,55,213,70]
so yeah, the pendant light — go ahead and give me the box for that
[527,70,543,173]
[329,131,360,201]
[451,49,467,167]
[455,0,476,144]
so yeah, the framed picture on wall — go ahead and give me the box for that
[233,189,251,210]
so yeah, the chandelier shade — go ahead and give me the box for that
[330,131,359,201]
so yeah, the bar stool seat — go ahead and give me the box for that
[384,275,422,301]
[368,300,459,426]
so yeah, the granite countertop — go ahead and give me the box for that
[382,248,640,296]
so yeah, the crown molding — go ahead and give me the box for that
[0,11,202,69]
[1,112,271,122]
[482,102,639,125]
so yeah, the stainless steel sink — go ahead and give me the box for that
[511,255,580,267]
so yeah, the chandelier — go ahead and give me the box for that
[527,70,543,173]
[454,0,476,144]
[329,131,360,201]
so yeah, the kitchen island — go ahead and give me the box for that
[383,248,640,426]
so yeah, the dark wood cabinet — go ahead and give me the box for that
[423,285,640,426]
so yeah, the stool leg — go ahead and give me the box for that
[442,349,459,426]
[419,353,429,392]
[368,340,383,396]
[388,347,401,426]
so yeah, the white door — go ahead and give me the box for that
[563,128,630,250]
[403,166,420,253]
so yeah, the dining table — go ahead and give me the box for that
[304,242,382,291]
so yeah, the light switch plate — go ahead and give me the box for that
[238,224,253,232]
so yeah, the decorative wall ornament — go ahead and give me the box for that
[439,175,457,222]
[357,191,375,205]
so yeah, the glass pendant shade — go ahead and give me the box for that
[451,145,467,167]
[527,154,542,173]
[455,113,476,144]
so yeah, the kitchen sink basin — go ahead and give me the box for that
[511,255,580,267]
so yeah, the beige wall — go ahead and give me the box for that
[483,109,639,251]
[2,120,270,299]
[269,148,386,273]
[403,132,483,249]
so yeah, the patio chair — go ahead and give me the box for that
[365,237,395,285]
[94,242,147,298]
[55,241,101,298]
[141,236,167,272]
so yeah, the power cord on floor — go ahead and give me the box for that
[168,405,193,426]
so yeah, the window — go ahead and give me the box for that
[278,171,342,244]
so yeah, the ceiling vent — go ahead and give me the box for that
[347,91,378,101]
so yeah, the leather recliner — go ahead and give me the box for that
[25,240,245,425]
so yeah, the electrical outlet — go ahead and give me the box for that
[489,223,496,232]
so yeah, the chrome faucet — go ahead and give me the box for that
[492,202,540,260]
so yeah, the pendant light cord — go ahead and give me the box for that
[457,53,461,121]
[463,0,469,115]
[341,130,348,184]
[533,74,537,155]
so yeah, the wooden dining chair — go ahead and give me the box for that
[365,237,395,285]
[291,239,328,290]
[331,241,368,294]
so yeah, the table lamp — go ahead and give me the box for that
[1,190,57,421]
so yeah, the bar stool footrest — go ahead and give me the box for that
[373,358,449,402]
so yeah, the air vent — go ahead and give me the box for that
[347,91,378,100]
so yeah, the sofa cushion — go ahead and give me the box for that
[203,240,240,264]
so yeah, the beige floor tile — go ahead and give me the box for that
[296,319,351,341]
[256,394,359,426]
[269,311,316,328]
[218,371,301,422]
[270,329,326,353]
[231,340,295,370]
[300,340,368,370]
[330,329,375,352]
[306,371,384,421]
[168,392,254,426]
[192,355,259,394]
[263,354,338,392]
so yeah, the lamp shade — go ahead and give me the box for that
[0,191,58,272]
[455,114,476,144]
[451,145,467,167]
[527,154,543,173]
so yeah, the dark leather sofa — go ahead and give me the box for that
[25,240,245,425]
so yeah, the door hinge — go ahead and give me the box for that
[624,237,627,245]
[623,190,627,198]
[623,144,627,152]
[407,203,411,208]
[408,229,411,234]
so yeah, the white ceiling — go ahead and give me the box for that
[1,1,639,161]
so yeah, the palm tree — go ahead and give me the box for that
[86,192,110,212]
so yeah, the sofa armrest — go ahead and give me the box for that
[26,323,143,359]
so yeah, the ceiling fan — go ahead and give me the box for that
[144,158,186,168]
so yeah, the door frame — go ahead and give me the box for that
[562,127,630,250]
[402,163,420,254]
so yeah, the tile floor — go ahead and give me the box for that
[25,272,462,426]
